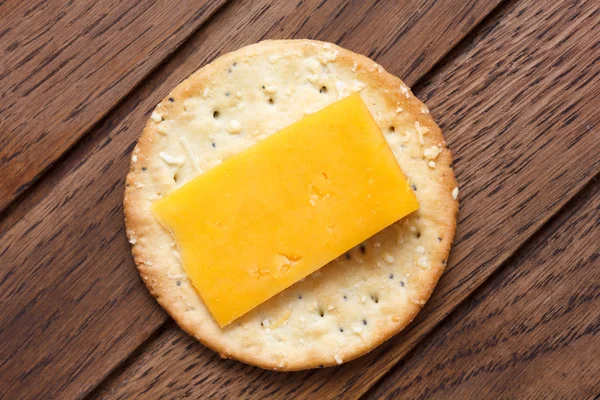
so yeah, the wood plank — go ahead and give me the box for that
[0,0,229,213]
[0,1,504,399]
[89,0,600,398]
[368,178,600,399]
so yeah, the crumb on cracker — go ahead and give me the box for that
[452,187,459,200]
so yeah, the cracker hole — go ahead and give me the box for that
[319,86,328,94]
[400,280,405,287]
[213,110,220,119]
[389,126,395,133]
[168,97,175,103]
[173,171,182,184]
[416,232,421,238]
[345,253,351,260]
[389,273,394,279]
[319,308,325,317]
[360,244,366,254]
[339,328,344,332]
[268,97,274,105]
[411,184,417,191]
[438,237,442,242]
[363,319,367,325]
[371,295,379,304]
[343,295,348,301]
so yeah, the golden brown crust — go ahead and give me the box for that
[124,39,458,370]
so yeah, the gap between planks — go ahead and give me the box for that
[86,0,600,397]
[0,1,509,398]
[0,0,507,237]
[0,0,234,229]
[84,0,524,397]
[363,174,600,399]
[3,0,592,398]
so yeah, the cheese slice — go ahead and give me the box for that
[152,93,419,327]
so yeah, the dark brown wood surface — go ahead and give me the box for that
[0,1,504,399]
[1,0,598,399]
[369,178,600,399]
[87,0,600,398]
[0,0,228,213]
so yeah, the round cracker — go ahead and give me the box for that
[124,39,458,370]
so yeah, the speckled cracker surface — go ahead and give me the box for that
[124,40,459,370]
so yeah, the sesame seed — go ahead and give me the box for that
[150,112,162,122]
[227,120,242,133]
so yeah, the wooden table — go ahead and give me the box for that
[1,0,599,398]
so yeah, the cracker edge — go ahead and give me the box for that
[123,39,459,370]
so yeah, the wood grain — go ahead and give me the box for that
[0,0,229,213]
[369,178,600,399]
[89,0,600,398]
[0,1,503,399]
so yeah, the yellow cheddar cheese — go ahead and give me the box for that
[152,93,419,327]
